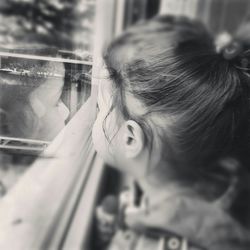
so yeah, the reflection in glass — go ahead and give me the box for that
[0,0,95,218]
[0,48,92,196]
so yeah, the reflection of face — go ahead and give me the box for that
[29,67,69,140]
[7,62,69,141]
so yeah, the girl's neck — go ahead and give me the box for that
[135,170,188,206]
[133,159,202,206]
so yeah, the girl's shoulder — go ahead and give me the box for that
[112,188,250,250]
[108,228,200,250]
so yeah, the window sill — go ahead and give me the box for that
[0,96,98,249]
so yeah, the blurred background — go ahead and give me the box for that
[0,0,95,60]
[0,0,249,56]
[159,0,250,34]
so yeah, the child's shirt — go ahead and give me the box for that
[107,182,250,250]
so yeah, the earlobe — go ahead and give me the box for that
[123,120,144,158]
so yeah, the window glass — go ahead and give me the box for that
[0,0,95,60]
[0,0,95,197]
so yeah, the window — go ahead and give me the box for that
[0,0,95,197]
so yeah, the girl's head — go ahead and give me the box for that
[0,47,69,140]
[92,15,250,184]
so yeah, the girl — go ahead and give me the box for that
[92,15,250,250]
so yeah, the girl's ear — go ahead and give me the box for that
[123,120,144,158]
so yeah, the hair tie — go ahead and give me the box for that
[216,34,250,71]
[223,40,243,60]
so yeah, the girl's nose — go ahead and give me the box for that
[57,100,70,121]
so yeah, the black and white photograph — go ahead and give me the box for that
[0,0,250,249]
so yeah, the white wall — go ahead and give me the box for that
[159,0,199,18]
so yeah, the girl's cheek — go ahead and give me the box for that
[92,113,115,165]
